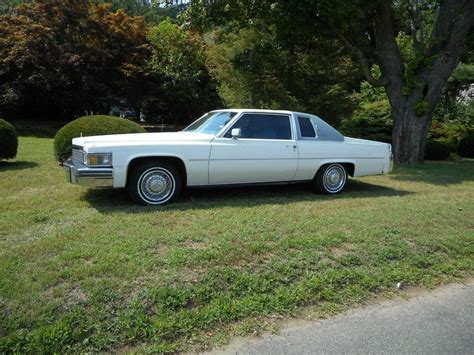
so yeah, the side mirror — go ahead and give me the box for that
[231,128,241,139]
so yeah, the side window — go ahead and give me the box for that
[225,114,292,140]
[298,116,316,138]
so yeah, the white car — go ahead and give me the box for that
[64,109,393,205]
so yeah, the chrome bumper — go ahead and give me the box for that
[64,160,113,188]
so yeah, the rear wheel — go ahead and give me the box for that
[128,161,182,205]
[313,163,347,194]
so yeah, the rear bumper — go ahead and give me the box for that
[64,160,113,188]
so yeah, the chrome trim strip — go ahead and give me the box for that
[203,157,384,161]
[209,158,296,161]
[188,179,312,188]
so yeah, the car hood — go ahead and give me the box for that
[72,131,214,148]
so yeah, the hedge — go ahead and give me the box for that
[54,115,146,162]
[424,140,450,160]
[457,133,474,158]
[0,119,18,160]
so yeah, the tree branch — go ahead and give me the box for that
[373,0,405,104]
[422,0,474,112]
[409,1,423,55]
[337,33,388,87]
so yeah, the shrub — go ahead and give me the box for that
[424,140,450,160]
[457,133,474,158]
[54,115,146,162]
[0,118,18,160]
[429,122,473,152]
[341,99,393,143]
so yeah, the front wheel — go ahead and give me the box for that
[128,161,182,205]
[313,163,347,194]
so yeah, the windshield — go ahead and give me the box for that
[183,111,237,135]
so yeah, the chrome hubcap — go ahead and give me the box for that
[138,168,175,204]
[323,165,346,192]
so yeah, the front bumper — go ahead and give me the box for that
[64,160,113,188]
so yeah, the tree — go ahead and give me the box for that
[0,0,29,14]
[185,0,474,164]
[147,21,221,124]
[0,0,148,120]
[205,26,359,127]
[92,0,188,24]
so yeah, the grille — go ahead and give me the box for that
[72,148,85,165]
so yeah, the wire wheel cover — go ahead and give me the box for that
[138,167,175,203]
[323,165,346,192]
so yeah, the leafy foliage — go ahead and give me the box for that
[457,133,474,158]
[429,121,474,152]
[0,0,148,120]
[436,63,474,124]
[341,100,392,143]
[424,140,450,160]
[147,20,221,124]
[359,66,386,104]
[0,118,18,159]
[205,26,359,127]
[53,115,146,162]
[0,0,26,14]
[341,70,392,143]
[93,0,187,24]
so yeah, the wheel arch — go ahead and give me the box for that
[313,161,355,180]
[126,155,188,187]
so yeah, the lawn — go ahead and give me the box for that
[1,137,473,352]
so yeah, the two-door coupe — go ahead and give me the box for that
[64,109,393,205]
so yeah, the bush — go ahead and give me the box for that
[0,118,18,160]
[457,133,474,158]
[54,115,146,162]
[341,99,393,143]
[429,122,473,152]
[424,140,451,160]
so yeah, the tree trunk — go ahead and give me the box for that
[345,0,474,165]
[391,106,431,164]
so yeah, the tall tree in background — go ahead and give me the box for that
[93,0,187,24]
[0,0,148,119]
[186,0,474,164]
[205,26,359,127]
[147,21,221,124]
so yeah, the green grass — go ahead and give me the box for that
[1,137,473,352]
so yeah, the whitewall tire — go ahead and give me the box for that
[314,163,347,194]
[128,161,182,205]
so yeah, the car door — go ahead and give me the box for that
[209,113,298,184]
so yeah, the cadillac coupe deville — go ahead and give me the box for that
[64,109,393,205]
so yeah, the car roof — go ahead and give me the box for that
[212,108,296,115]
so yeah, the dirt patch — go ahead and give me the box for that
[329,242,355,257]
[67,285,88,305]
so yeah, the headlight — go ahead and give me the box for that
[86,153,112,167]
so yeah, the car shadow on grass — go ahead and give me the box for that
[390,160,474,186]
[83,179,412,214]
[0,161,39,171]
